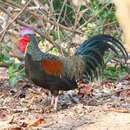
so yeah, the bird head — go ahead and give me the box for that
[18,27,34,53]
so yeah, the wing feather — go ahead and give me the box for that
[41,59,64,76]
[41,55,85,79]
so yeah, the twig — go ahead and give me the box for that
[0,1,83,34]
[74,6,81,29]
[33,0,40,8]
[0,63,9,68]
[48,0,54,15]
[0,0,82,55]
[0,0,32,42]
[0,5,68,56]
[10,52,24,61]
[57,0,67,23]
[1,7,11,29]
[79,3,109,29]
[31,12,83,34]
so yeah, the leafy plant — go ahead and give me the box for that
[103,65,129,80]
[85,0,118,37]
[0,54,25,86]
[8,63,25,86]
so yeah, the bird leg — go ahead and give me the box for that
[54,96,59,110]
[50,90,59,110]
[51,95,59,110]
[51,95,55,106]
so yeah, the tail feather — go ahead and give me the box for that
[76,34,128,81]
[77,35,128,61]
[85,59,98,80]
[83,55,103,80]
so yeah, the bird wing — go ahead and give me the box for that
[41,54,85,79]
[41,58,64,76]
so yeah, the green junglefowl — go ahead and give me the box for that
[18,27,128,110]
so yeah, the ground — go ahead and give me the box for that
[0,68,130,130]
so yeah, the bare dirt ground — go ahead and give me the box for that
[0,67,130,130]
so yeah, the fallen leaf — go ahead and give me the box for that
[78,84,93,97]
[118,89,130,97]
[9,127,22,130]
[20,122,28,128]
[0,111,8,121]
[101,80,114,89]
[29,118,45,127]
[0,68,8,80]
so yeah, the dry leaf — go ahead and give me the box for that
[0,111,8,121]
[0,68,8,80]
[20,122,28,128]
[119,89,130,97]
[29,118,45,127]
[9,127,22,130]
[78,84,93,97]
[101,80,114,89]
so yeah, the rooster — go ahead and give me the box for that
[18,27,128,110]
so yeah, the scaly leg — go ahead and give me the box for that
[51,95,59,110]
[51,95,55,106]
[54,96,59,110]
[50,90,59,110]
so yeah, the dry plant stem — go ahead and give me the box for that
[79,3,109,29]
[0,7,67,55]
[0,0,82,56]
[33,0,40,8]
[74,6,81,29]
[0,0,83,56]
[1,1,83,34]
[48,0,55,15]
[0,63,9,68]
[0,0,32,42]
[32,13,83,34]
[57,0,67,23]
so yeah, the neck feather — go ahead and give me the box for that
[27,35,43,60]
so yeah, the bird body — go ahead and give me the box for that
[25,53,78,92]
[24,35,78,91]
[18,27,128,110]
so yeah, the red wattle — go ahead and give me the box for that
[19,35,31,53]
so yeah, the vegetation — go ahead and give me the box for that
[0,0,128,86]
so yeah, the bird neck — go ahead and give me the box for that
[26,35,44,60]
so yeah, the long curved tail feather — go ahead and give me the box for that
[76,34,128,81]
